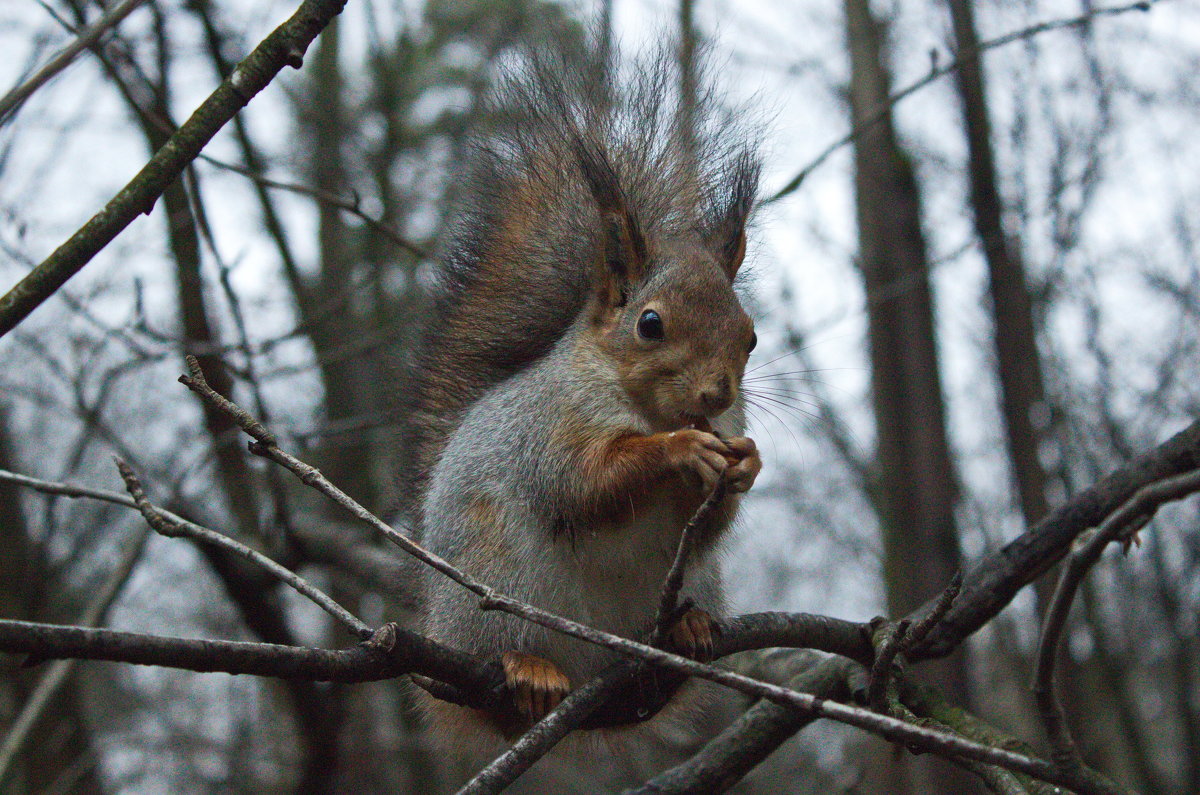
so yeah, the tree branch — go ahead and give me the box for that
[649,482,726,647]
[623,654,859,795]
[0,0,350,337]
[172,354,1147,792]
[767,0,1156,203]
[0,466,368,639]
[0,0,150,126]
[1033,469,1200,770]
[908,417,1200,659]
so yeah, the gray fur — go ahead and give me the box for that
[422,321,744,686]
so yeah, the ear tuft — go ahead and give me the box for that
[574,138,648,304]
[703,151,759,280]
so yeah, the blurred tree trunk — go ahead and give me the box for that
[942,4,1159,789]
[0,410,106,794]
[75,6,350,786]
[843,1,972,791]
[301,17,387,508]
[60,0,261,536]
[944,0,1050,536]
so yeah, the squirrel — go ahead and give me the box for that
[403,45,762,771]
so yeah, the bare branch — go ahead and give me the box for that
[908,417,1200,659]
[767,0,1157,203]
[1034,468,1200,770]
[868,574,959,713]
[0,619,410,682]
[867,619,909,713]
[904,572,961,651]
[198,155,429,258]
[178,354,488,595]
[459,664,638,795]
[624,654,858,795]
[0,0,149,126]
[172,355,1142,791]
[649,482,726,647]
[902,680,1060,795]
[0,466,369,639]
[0,0,350,338]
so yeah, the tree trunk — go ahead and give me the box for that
[944,0,1050,531]
[0,410,106,794]
[844,1,973,791]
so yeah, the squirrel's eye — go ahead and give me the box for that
[637,309,664,341]
[748,332,757,352]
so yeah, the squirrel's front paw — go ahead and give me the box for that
[669,608,718,662]
[502,651,571,722]
[664,429,731,493]
[721,436,761,494]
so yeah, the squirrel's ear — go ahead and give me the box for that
[704,157,759,281]
[574,139,647,308]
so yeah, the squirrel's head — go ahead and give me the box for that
[576,140,757,432]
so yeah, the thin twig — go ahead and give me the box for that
[0,466,369,639]
[903,572,962,652]
[867,574,960,714]
[198,155,429,258]
[648,482,726,648]
[766,0,1157,202]
[1033,468,1200,770]
[178,355,483,594]
[867,619,909,713]
[115,456,370,639]
[0,0,149,125]
[0,0,350,338]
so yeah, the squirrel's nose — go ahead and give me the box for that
[700,374,734,414]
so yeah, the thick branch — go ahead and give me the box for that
[1034,469,1200,770]
[0,611,867,717]
[0,619,496,689]
[909,418,1200,658]
[624,654,858,795]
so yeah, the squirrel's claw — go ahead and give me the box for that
[722,436,761,494]
[670,608,718,662]
[502,651,571,721]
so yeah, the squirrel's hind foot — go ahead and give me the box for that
[669,608,718,662]
[502,651,571,722]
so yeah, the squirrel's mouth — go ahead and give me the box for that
[680,415,713,434]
